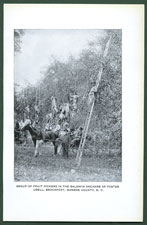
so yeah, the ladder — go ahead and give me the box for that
[76,34,112,167]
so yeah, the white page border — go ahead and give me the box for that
[3,4,144,221]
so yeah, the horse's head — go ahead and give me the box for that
[21,119,31,131]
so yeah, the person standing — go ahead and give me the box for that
[51,96,58,117]
[87,81,97,106]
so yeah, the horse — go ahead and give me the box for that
[21,120,59,157]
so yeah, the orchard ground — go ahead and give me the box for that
[14,141,122,182]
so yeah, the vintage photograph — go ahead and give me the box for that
[14,29,122,182]
[4,4,144,222]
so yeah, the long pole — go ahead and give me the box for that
[76,34,112,167]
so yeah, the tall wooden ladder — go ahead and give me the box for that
[76,34,112,167]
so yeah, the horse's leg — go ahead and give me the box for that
[34,140,39,157]
[57,144,62,155]
[65,144,69,158]
[52,141,57,155]
[34,140,44,157]
[62,143,68,158]
[32,138,36,148]
[39,140,44,155]
[32,138,37,156]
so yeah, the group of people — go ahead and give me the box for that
[15,82,97,147]
[44,116,83,149]
[48,82,97,126]
[14,117,84,151]
[43,94,81,146]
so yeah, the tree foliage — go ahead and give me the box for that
[14,30,122,151]
[14,29,25,53]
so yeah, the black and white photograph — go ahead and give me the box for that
[4,4,144,222]
[14,29,122,182]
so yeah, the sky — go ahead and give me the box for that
[14,29,105,89]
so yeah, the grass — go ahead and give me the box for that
[14,143,122,182]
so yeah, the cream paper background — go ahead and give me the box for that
[3,4,144,221]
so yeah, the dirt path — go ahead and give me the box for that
[14,144,122,182]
